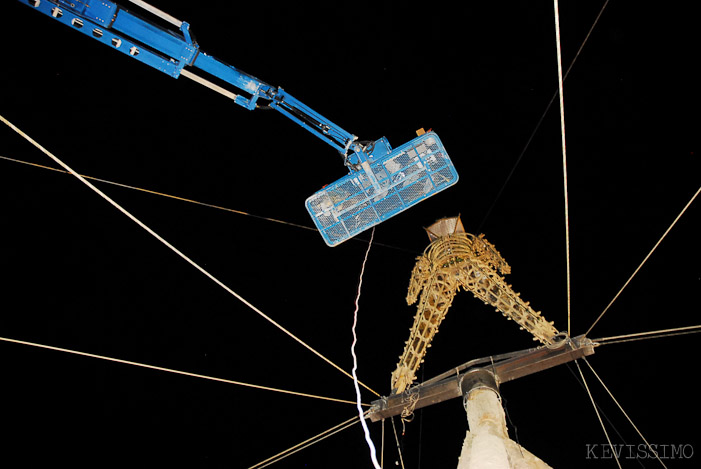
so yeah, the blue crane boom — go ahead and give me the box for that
[18,0,459,246]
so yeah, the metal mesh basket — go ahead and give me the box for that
[306,131,459,246]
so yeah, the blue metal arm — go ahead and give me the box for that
[19,0,460,247]
[20,0,362,158]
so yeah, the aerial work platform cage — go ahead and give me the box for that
[306,132,459,246]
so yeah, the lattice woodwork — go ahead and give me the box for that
[391,217,559,394]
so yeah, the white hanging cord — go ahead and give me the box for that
[575,360,622,469]
[586,184,701,336]
[350,227,382,469]
[0,335,362,406]
[0,113,379,398]
[583,357,668,468]
[552,0,572,336]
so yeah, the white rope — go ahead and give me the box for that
[552,0,572,336]
[0,113,379,397]
[350,227,382,468]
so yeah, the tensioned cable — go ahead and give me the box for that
[565,362,643,468]
[0,336,363,406]
[593,325,701,346]
[247,414,360,468]
[477,0,610,233]
[390,416,406,469]
[583,357,667,468]
[381,418,385,468]
[0,154,315,230]
[575,360,622,469]
[0,154,414,254]
[552,0,572,337]
[0,114,379,397]
[586,185,701,336]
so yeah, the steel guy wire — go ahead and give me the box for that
[0,154,415,254]
[582,357,668,468]
[586,184,701,336]
[575,359,623,469]
[0,336,365,407]
[0,113,380,398]
[247,414,360,469]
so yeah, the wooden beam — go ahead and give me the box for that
[367,335,595,422]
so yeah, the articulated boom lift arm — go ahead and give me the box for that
[19,0,460,246]
[22,0,359,156]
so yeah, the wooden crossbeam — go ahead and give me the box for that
[368,335,595,422]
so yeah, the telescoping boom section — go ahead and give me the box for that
[19,0,459,246]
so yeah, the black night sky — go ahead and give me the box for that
[1,1,699,468]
